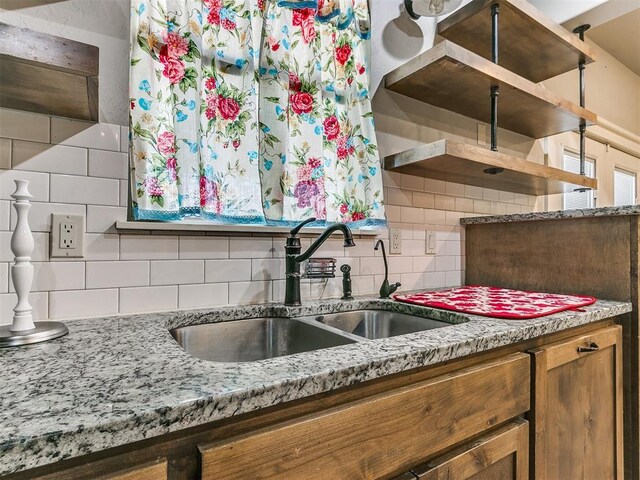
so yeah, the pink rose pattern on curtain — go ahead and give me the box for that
[130,0,385,227]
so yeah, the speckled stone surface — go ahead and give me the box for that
[461,205,640,225]
[0,294,631,475]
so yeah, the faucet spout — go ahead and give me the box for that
[284,220,355,306]
[374,239,401,299]
[297,223,355,263]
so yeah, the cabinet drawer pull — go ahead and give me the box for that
[577,342,599,353]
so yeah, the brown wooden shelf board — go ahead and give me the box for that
[437,0,596,83]
[384,41,596,139]
[384,139,597,196]
[0,22,99,122]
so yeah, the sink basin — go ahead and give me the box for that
[308,310,452,340]
[170,317,356,363]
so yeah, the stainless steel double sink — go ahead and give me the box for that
[170,309,463,363]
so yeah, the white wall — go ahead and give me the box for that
[0,0,130,125]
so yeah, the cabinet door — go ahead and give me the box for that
[411,420,529,480]
[530,325,623,480]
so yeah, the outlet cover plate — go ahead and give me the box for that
[51,214,85,258]
[389,228,402,254]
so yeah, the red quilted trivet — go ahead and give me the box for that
[393,285,596,319]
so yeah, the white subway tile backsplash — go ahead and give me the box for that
[435,256,457,272]
[229,238,273,258]
[0,106,534,319]
[51,118,120,151]
[400,272,424,290]
[0,109,49,143]
[0,200,9,230]
[412,192,434,209]
[0,262,7,293]
[0,231,48,262]
[9,202,85,232]
[445,270,462,287]
[402,239,424,256]
[86,205,127,233]
[400,206,424,224]
[425,271,447,289]
[120,126,129,153]
[434,195,455,211]
[205,259,251,283]
[49,289,119,319]
[0,138,10,169]
[445,182,465,197]
[499,191,515,203]
[352,275,375,295]
[464,185,484,200]
[50,175,120,206]
[87,261,148,289]
[178,283,228,309]
[10,262,84,292]
[412,255,435,273]
[386,187,412,206]
[120,285,178,314]
[423,178,446,194]
[401,174,423,192]
[0,291,48,324]
[120,235,178,260]
[119,180,128,206]
[12,141,87,175]
[88,149,128,179]
[251,258,284,280]
[228,281,272,304]
[388,256,414,274]
[85,234,119,261]
[179,236,228,259]
[150,260,204,286]
[0,170,49,201]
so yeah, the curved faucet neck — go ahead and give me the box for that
[296,223,354,263]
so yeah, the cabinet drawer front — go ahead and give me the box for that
[412,419,529,480]
[101,460,167,480]
[200,353,530,480]
[539,325,621,370]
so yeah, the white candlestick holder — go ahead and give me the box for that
[1,180,68,347]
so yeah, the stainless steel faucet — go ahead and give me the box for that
[374,239,401,298]
[285,218,356,306]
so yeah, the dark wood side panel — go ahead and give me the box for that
[466,215,638,479]
[465,217,631,300]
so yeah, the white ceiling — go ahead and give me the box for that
[528,0,640,77]
[586,8,640,76]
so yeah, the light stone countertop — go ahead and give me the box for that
[461,205,640,225]
[0,293,631,475]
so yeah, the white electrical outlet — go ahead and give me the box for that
[51,214,85,258]
[389,228,402,254]
[425,230,437,255]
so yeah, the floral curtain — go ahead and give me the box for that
[129,0,386,227]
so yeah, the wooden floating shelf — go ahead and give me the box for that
[438,0,596,83]
[385,41,597,140]
[0,22,99,122]
[384,139,597,196]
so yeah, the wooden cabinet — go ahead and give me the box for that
[11,321,623,480]
[91,459,167,480]
[411,419,529,480]
[199,354,530,480]
[529,325,624,480]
